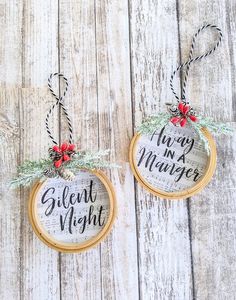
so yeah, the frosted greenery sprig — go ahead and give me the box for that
[10,159,52,188]
[190,117,234,154]
[137,111,233,155]
[192,116,234,135]
[137,112,170,135]
[10,150,119,189]
[66,150,120,171]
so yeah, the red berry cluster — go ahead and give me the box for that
[170,102,197,127]
[52,143,75,168]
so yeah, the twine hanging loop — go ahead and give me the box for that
[46,73,73,145]
[170,24,223,104]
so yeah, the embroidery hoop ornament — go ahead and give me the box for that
[11,73,117,252]
[129,24,228,200]
[129,129,216,199]
[29,169,116,253]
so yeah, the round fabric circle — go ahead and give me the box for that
[129,124,216,199]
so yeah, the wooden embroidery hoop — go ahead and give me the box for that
[28,169,116,253]
[129,127,217,200]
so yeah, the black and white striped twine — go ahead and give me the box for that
[170,24,223,104]
[46,72,73,145]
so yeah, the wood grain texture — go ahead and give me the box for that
[0,89,20,300]
[20,0,60,299]
[0,1,23,85]
[178,1,236,299]
[95,1,139,299]
[0,2,22,299]
[0,0,235,299]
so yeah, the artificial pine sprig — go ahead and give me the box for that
[190,117,234,154]
[10,159,52,188]
[10,147,120,189]
[189,122,211,154]
[193,116,234,135]
[137,102,233,155]
[137,112,170,135]
[67,150,120,171]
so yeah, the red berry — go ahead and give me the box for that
[170,116,180,124]
[63,154,70,161]
[53,145,61,153]
[189,115,197,122]
[54,158,62,168]
[60,143,68,152]
[68,144,75,151]
[183,105,190,114]
[180,117,187,127]
[178,102,184,113]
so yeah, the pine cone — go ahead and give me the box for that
[166,103,179,116]
[58,168,75,181]
[43,168,57,178]
[48,148,62,160]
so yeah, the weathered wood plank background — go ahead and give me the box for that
[0,1,235,299]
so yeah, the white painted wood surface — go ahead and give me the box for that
[0,1,235,299]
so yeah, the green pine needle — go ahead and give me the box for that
[196,116,234,135]
[10,159,52,189]
[67,150,120,171]
[189,122,211,155]
[10,150,120,189]
[189,117,234,154]
[137,112,170,135]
